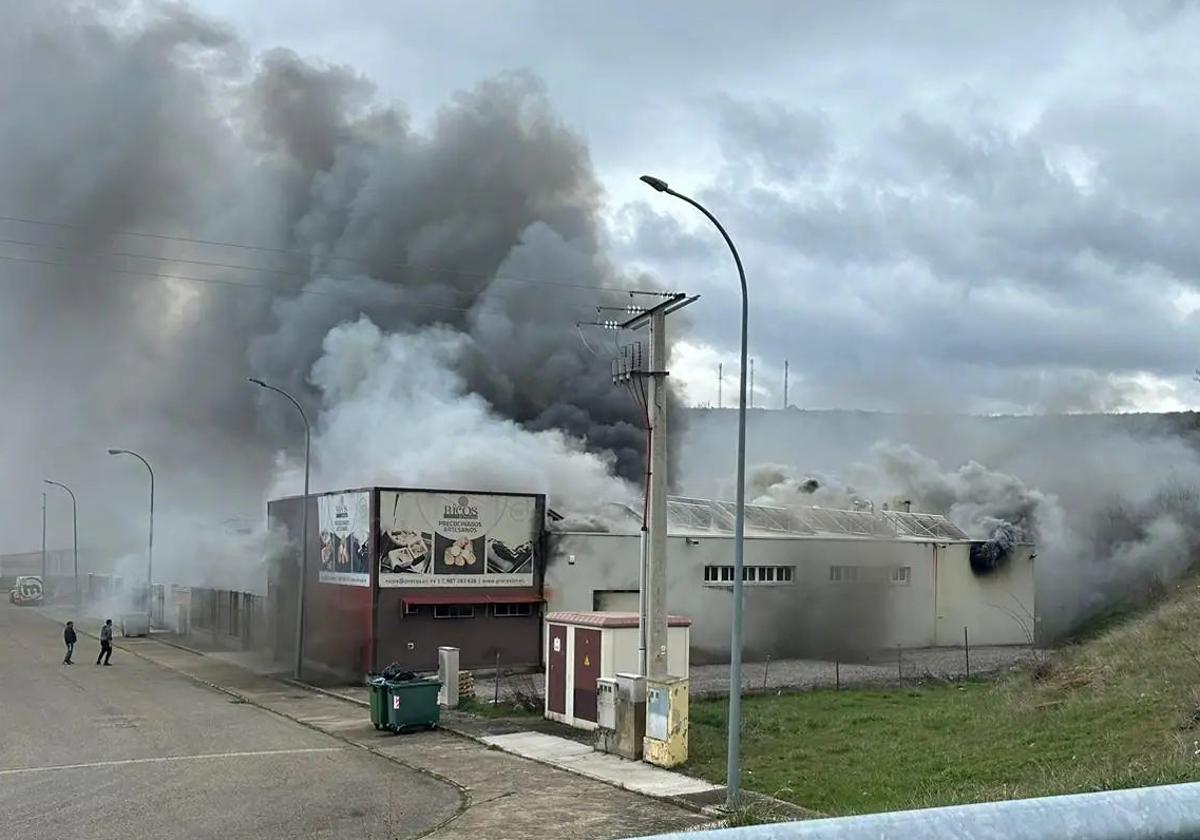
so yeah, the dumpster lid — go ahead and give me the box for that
[401,590,543,607]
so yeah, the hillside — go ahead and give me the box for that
[685,572,1200,815]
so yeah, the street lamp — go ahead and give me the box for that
[44,480,79,608]
[248,377,311,681]
[640,174,749,809]
[107,449,154,619]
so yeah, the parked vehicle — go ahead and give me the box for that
[11,576,44,606]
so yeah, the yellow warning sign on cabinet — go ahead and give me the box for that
[583,655,591,666]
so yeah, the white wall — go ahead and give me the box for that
[547,531,1036,662]
[934,544,1036,646]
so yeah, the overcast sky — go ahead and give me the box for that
[195,0,1200,414]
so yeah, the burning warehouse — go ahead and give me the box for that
[268,487,546,683]
[268,485,1034,682]
[545,497,1036,663]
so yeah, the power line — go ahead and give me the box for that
[0,235,636,309]
[0,214,675,298]
[0,251,612,318]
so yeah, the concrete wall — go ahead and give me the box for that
[934,544,1036,646]
[268,494,373,684]
[546,532,1035,662]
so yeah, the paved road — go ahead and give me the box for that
[0,603,461,840]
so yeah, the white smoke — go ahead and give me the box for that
[281,316,635,513]
[743,436,1200,639]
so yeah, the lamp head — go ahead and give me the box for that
[640,175,669,193]
[107,448,122,455]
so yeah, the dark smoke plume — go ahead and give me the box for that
[0,2,654,586]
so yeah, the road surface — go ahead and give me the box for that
[0,602,461,840]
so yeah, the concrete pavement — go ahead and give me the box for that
[0,602,460,840]
[12,603,708,839]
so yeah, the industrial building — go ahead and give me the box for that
[268,486,546,683]
[545,497,1036,663]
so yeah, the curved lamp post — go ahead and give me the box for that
[640,174,749,809]
[44,480,79,608]
[107,449,154,618]
[249,377,311,681]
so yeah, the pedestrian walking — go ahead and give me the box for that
[63,621,77,664]
[96,619,113,666]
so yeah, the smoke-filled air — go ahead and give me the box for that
[688,411,1200,640]
[0,2,644,591]
[5,2,1200,641]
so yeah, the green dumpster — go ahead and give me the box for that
[385,677,441,732]
[367,677,389,730]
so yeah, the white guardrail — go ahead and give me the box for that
[642,782,1200,840]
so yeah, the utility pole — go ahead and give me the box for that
[718,363,723,409]
[613,293,697,678]
[249,379,311,681]
[41,492,47,582]
[783,360,789,409]
[45,481,78,608]
[750,358,755,409]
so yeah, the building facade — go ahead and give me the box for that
[269,486,546,683]
[545,498,1036,663]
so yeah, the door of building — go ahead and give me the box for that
[547,623,567,714]
[572,627,601,723]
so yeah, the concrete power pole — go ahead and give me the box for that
[718,363,723,409]
[613,293,697,678]
[783,359,789,409]
[41,492,47,582]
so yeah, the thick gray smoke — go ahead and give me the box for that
[715,415,1200,640]
[0,2,652,589]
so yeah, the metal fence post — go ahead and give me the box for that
[964,626,971,679]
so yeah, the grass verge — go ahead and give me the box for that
[685,576,1200,815]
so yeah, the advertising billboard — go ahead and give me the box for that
[378,490,538,588]
[317,491,370,587]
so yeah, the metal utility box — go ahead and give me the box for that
[544,611,690,730]
[437,646,460,708]
[121,613,149,637]
[644,676,689,767]
[596,677,617,730]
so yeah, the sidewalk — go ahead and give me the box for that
[36,605,711,839]
[324,684,721,802]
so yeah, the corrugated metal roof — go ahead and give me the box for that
[594,496,971,541]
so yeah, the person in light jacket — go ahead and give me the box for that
[96,619,113,666]
[62,621,77,664]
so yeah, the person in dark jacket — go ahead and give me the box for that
[63,621,77,664]
[96,619,113,666]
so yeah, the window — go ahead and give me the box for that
[704,565,795,586]
[829,565,859,583]
[891,566,912,585]
[404,602,421,615]
[433,604,475,619]
[494,602,533,617]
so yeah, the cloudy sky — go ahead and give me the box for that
[193,0,1200,415]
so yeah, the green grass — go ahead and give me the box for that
[458,695,541,720]
[686,576,1200,815]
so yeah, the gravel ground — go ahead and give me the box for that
[475,645,1039,704]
